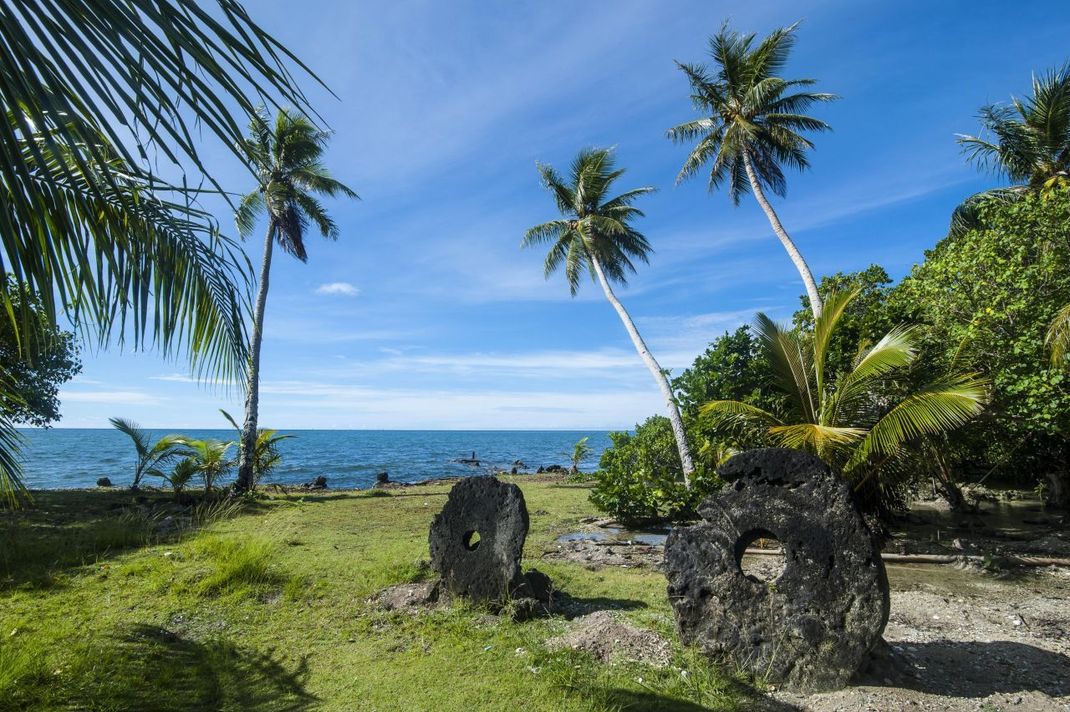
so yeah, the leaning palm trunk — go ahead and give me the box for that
[590,257,696,487]
[742,152,823,320]
[237,223,276,491]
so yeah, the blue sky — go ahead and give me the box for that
[56,0,1070,430]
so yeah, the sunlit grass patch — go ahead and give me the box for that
[186,535,283,598]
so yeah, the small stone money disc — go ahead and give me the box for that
[429,477,528,603]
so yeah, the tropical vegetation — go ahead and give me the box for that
[0,0,321,504]
[953,63,1070,235]
[700,291,987,511]
[523,148,697,488]
[893,187,1070,507]
[234,108,357,492]
[109,418,190,491]
[667,21,835,320]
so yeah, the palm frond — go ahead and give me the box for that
[846,374,988,472]
[1046,302,1070,367]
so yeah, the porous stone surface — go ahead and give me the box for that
[664,448,890,692]
[429,477,529,603]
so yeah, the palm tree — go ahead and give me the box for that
[233,109,357,491]
[222,408,294,490]
[165,457,199,501]
[0,1,321,505]
[109,418,188,490]
[667,21,836,320]
[179,439,234,493]
[701,292,987,497]
[570,436,592,475]
[523,148,697,487]
[954,64,1070,235]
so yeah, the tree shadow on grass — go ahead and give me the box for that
[551,592,648,620]
[58,624,318,711]
[0,490,260,592]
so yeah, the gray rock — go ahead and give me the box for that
[664,448,890,692]
[96,477,112,488]
[375,471,390,485]
[428,477,529,604]
[370,581,440,611]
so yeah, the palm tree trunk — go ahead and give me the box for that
[236,222,275,491]
[590,256,696,487]
[742,151,823,320]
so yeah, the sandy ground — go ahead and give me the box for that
[773,564,1070,711]
[543,497,1070,711]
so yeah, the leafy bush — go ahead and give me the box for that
[891,188,1070,505]
[590,416,723,525]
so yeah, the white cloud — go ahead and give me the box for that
[315,282,360,297]
[59,389,159,405]
[253,380,662,430]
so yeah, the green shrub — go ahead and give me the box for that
[590,416,723,525]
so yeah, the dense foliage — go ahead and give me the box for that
[0,281,81,428]
[590,416,724,525]
[793,266,897,378]
[701,292,986,513]
[893,188,1070,505]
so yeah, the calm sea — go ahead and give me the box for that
[14,429,613,490]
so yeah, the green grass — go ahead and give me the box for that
[0,480,763,711]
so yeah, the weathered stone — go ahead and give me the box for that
[369,581,440,611]
[96,477,112,488]
[429,477,528,603]
[664,448,890,692]
[375,471,390,486]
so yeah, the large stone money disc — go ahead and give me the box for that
[664,448,890,692]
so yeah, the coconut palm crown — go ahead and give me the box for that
[234,108,357,491]
[953,64,1070,235]
[701,291,987,490]
[667,21,836,319]
[523,148,697,485]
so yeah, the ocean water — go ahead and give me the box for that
[14,429,613,490]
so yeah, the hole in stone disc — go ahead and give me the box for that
[735,528,786,583]
[463,530,481,551]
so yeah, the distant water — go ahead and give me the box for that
[14,429,612,490]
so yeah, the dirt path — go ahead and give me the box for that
[773,564,1070,711]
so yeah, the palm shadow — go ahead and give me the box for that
[861,639,1070,698]
[0,490,261,591]
[72,624,317,711]
[551,592,649,620]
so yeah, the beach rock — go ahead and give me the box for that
[96,477,112,488]
[428,477,529,604]
[375,471,390,486]
[664,448,890,693]
[370,581,440,611]
[303,476,328,490]
[540,464,567,474]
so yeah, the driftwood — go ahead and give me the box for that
[742,548,1070,568]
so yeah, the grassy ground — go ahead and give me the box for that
[0,478,765,711]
